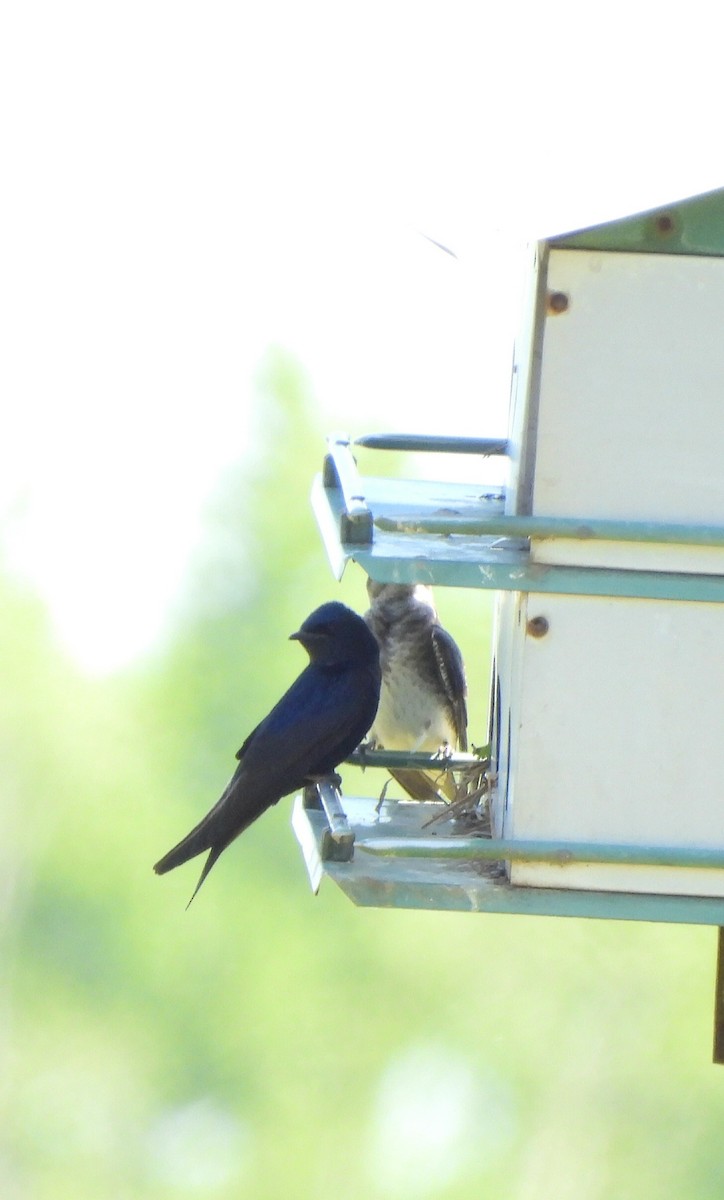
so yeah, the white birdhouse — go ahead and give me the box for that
[296,187,724,1061]
[492,193,724,898]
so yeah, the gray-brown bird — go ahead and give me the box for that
[364,581,467,800]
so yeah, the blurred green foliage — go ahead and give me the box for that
[3,352,724,1199]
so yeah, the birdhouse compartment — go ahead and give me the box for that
[491,588,724,896]
[492,213,724,898]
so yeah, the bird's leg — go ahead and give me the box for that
[306,771,343,792]
[375,777,392,814]
[429,742,455,795]
[355,740,376,772]
[358,737,391,811]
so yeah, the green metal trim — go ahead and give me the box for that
[358,836,724,871]
[355,433,509,456]
[356,547,724,604]
[374,511,724,549]
[314,435,724,600]
[348,748,485,772]
[292,796,724,926]
[331,869,724,925]
[551,187,724,257]
[310,469,508,583]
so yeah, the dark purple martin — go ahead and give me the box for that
[364,581,467,801]
[154,601,381,904]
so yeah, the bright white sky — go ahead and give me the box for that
[2,0,722,671]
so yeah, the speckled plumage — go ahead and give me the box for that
[365,582,467,800]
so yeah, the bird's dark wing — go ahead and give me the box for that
[431,625,468,750]
[153,659,378,887]
[238,659,379,781]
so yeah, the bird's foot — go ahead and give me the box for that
[355,740,377,770]
[307,771,343,792]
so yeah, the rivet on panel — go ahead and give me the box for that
[526,615,549,638]
[654,213,675,235]
[547,291,569,315]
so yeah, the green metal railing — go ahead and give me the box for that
[315,434,724,601]
[357,836,724,871]
[374,511,724,548]
[355,433,509,456]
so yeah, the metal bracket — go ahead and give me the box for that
[303,780,355,862]
[321,435,373,546]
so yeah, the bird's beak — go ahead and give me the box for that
[290,629,321,647]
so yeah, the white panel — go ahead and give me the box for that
[501,592,724,896]
[533,249,724,529]
[504,243,545,517]
[489,591,517,839]
[529,537,724,577]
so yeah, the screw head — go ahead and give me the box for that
[526,615,549,638]
[547,291,569,315]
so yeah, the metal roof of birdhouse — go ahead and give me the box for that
[549,185,724,256]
